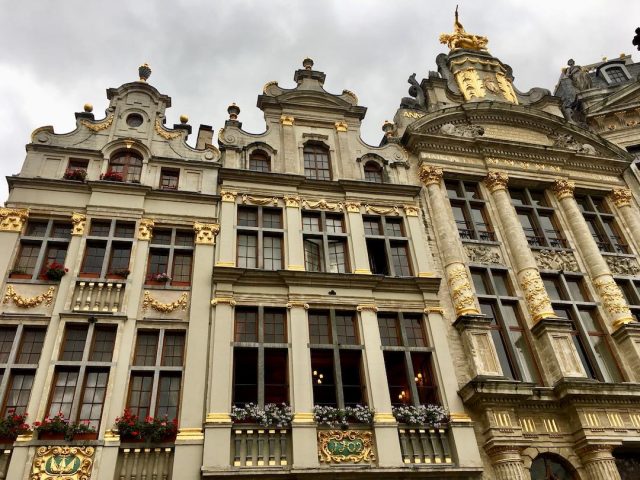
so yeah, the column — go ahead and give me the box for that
[484,172,555,322]
[357,304,402,466]
[345,202,371,274]
[403,205,437,276]
[284,196,305,271]
[611,187,640,250]
[578,445,622,480]
[216,190,237,267]
[553,179,633,329]
[486,447,529,480]
[172,221,217,479]
[0,208,28,276]
[287,301,318,468]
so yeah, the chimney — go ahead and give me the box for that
[196,124,213,149]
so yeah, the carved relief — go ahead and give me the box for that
[356,304,379,313]
[211,297,237,307]
[519,269,554,322]
[71,213,86,236]
[138,219,154,241]
[496,72,518,104]
[284,195,301,208]
[193,222,220,245]
[334,121,348,132]
[603,256,640,276]
[286,301,309,310]
[280,115,294,126]
[464,245,502,265]
[31,445,94,480]
[553,335,584,376]
[364,205,400,216]
[81,114,114,132]
[418,165,444,186]
[242,194,279,206]
[446,263,478,316]
[534,249,579,272]
[3,285,55,308]
[610,188,632,208]
[484,171,509,193]
[439,122,485,138]
[154,118,182,140]
[552,179,576,200]
[301,199,343,211]
[454,68,486,100]
[344,202,361,213]
[470,332,501,375]
[593,276,631,315]
[220,190,238,202]
[0,208,29,232]
[549,133,596,155]
[403,205,419,217]
[143,291,189,313]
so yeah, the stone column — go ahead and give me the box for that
[216,190,237,267]
[578,445,621,480]
[284,196,305,271]
[357,304,402,467]
[286,301,318,468]
[403,205,437,276]
[418,165,478,317]
[610,187,640,250]
[0,208,28,276]
[345,202,371,274]
[484,171,555,322]
[486,447,529,480]
[553,179,633,329]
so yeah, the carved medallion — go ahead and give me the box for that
[31,446,94,480]
[318,430,375,463]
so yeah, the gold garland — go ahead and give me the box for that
[154,119,182,140]
[364,204,400,216]
[301,199,343,211]
[3,285,55,308]
[143,291,189,313]
[241,194,279,206]
[80,114,114,132]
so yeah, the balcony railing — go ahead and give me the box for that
[72,281,125,313]
[398,427,452,465]
[456,221,496,242]
[115,447,173,480]
[523,228,568,249]
[232,426,290,467]
[593,234,629,254]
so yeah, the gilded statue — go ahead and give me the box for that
[439,7,489,52]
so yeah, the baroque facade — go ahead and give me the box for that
[2,12,640,480]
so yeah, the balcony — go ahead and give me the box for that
[72,280,125,313]
[232,426,291,467]
[115,446,174,480]
[398,427,452,464]
[456,221,496,242]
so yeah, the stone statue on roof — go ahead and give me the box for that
[563,59,592,91]
[439,6,489,52]
[400,73,427,111]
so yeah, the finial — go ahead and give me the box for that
[83,103,93,113]
[179,114,189,124]
[439,6,488,52]
[302,57,314,70]
[382,120,395,136]
[620,52,626,58]
[138,63,152,82]
[227,103,240,120]
[602,56,608,62]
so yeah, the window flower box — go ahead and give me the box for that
[148,272,171,283]
[0,410,31,442]
[231,403,293,428]
[38,432,66,441]
[114,409,178,443]
[79,272,100,279]
[391,404,449,427]
[9,271,31,279]
[313,405,375,429]
[43,262,68,281]
[107,268,130,280]
[100,170,124,182]
[63,168,88,182]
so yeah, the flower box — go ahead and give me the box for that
[9,273,31,279]
[114,409,178,444]
[100,170,124,182]
[73,432,98,441]
[63,168,88,182]
[38,432,66,441]
[43,262,68,281]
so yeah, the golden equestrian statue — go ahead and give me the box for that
[439,6,489,52]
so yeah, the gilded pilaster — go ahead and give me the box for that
[553,180,633,329]
[484,171,555,322]
[71,212,86,236]
[137,218,154,241]
[0,208,28,232]
[577,445,622,480]
[610,187,640,250]
[194,222,220,245]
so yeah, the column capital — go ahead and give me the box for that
[211,296,236,307]
[194,222,220,244]
[284,195,301,208]
[0,208,29,232]
[286,301,309,309]
[357,303,379,313]
[403,205,419,217]
[138,218,154,240]
[611,187,632,208]
[221,190,238,202]
[280,115,295,126]
[344,201,361,213]
[484,170,509,193]
[334,121,348,132]
[552,179,576,200]
[71,212,86,236]
[418,165,443,186]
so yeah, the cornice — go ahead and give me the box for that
[219,168,304,187]
[7,176,92,193]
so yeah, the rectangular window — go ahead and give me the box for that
[510,188,567,249]
[147,228,194,285]
[364,216,413,276]
[577,194,629,254]
[11,219,71,280]
[80,220,135,278]
[302,212,349,273]
[236,206,284,270]
[445,180,495,241]
[159,168,180,190]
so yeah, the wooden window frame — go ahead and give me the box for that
[11,219,71,281]
[576,194,630,254]
[363,161,383,183]
[236,206,284,270]
[363,215,414,277]
[303,143,332,181]
[302,211,350,273]
[159,168,180,190]
[108,151,143,183]
[510,188,568,249]
[79,219,135,279]
[146,228,194,286]
[248,149,271,173]
[445,180,496,242]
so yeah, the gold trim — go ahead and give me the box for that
[32,446,95,479]
[71,213,86,236]
[193,222,220,245]
[0,208,29,232]
[373,412,396,424]
[418,272,437,278]
[103,429,120,442]
[280,115,294,126]
[154,118,182,140]
[318,430,375,463]
[365,204,400,216]
[403,205,419,217]
[215,261,236,267]
[137,218,154,241]
[613,316,635,328]
[357,303,378,313]
[142,291,188,313]
[354,268,372,275]
[287,264,305,271]
[176,428,204,441]
[284,195,301,208]
[611,188,632,208]
[81,114,114,132]
[419,165,443,186]
[211,297,237,307]
[206,412,232,423]
[242,194,279,206]
[335,121,348,132]
[221,190,238,202]
[449,412,472,422]
[3,285,55,308]
[286,301,309,310]
[424,306,445,314]
[302,199,343,211]
[293,412,315,423]
[345,201,361,213]
[552,179,576,200]
[16,432,33,442]
[484,171,509,193]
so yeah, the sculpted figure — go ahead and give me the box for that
[565,59,592,91]
[400,73,427,111]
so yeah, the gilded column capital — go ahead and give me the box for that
[71,212,86,236]
[344,201,361,213]
[334,121,348,132]
[286,301,309,309]
[418,165,443,186]
[211,296,236,307]
[611,188,632,208]
[484,171,509,193]
[280,115,294,126]
[552,179,576,200]
[356,303,379,313]
[138,218,154,240]
[403,205,420,217]
[221,190,238,202]
[193,222,220,245]
[284,195,301,208]
[0,208,29,232]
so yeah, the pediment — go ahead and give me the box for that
[584,82,640,115]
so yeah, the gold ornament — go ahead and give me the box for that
[280,115,294,126]
[31,446,95,479]
[138,219,154,241]
[301,199,343,211]
[3,285,55,308]
[519,269,555,322]
[143,291,188,313]
[318,430,375,464]
[364,205,400,216]
[284,195,301,208]
[71,213,86,236]
[241,194,279,206]
[593,276,631,315]
[418,165,443,186]
[211,297,237,306]
[454,68,486,100]
[0,208,29,232]
[611,188,632,208]
[335,121,348,132]
[356,303,379,313]
[193,222,220,245]
[154,118,182,140]
[447,263,479,316]
[344,202,361,213]
[221,190,238,202]
[552,179,576,200]
[286,301,309,309]
[484,171,509,193]
[496,72,519,104]
[80,114,114,132]
[403,205,419,217]
[439,7,489,52]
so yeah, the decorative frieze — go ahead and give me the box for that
[3,285,55,308]
[317,430,375,464]
[604,256,640,276]
[142,291,189,313]
[71,212,86,236]
[193,222,220,245]
[464,245,502,265]
[301,199,343,211]
[439,122,485,138]
[534,249,579,272]
[364,204,400,216]
[242,194,279,206]
[418,165,443,186]
[549,132,596,155]
[81,114,114,132]
[138,218,154,241]
[31,446,95,480]
[610,188,632,208]
[0,208,29,232]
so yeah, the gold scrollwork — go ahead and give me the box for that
[138,218,154,241]
[611,188,632,208]
[81,114,114,132]
[424,306,445,314]
[446,263,478,316]
[552,179,576,200]
[154,118,182,140]
[484,171,509,193]
[143,291,188,313]
[3,285,55,308]
[301,199,343,211]
[356,303,378,313]
[284,195,301,208]
[318,430,375,464]
[519,269,555,321]
[496,72,518,104]
[193,222,220,245]
[286,301,309,309]
[364,205,400,216]
[418,165,444,186]
[71,213,86,236]
[593,276,631,315]
[221,190,238,202]
[32,445,95,479]
[454,68,485,100]
[0,208,29,232]
[211,297,237,307]
[242,194,279,206]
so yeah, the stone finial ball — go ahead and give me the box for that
[227,103,240,120]
[179,114,189,124]
[303,57,314,70]
[84,103,94,113]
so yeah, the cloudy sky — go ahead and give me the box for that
[1,0,638,202]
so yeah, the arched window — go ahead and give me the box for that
[364,161,383,183]
[108,151,143,183]
[249,149,271,172]
[530,454,577,480]
[303,143,331,181]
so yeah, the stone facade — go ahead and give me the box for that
[3,13,640,480]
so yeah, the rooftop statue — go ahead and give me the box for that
[439,6,489,52]
[399,73,427,111]
[563,59,593,91]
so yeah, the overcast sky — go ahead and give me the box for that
[1,0,638,202]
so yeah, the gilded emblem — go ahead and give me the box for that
[31,446,94,480]
[318,430,375,463]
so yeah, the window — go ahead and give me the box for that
[0,325,46,415]
[378,313,438,406]
[127,329,185,420]
[232,308,288,406]
[510,188,567,248]
[309,310,365,407]
[108,151,143,183]
[67,158,89,172]
[603,66,628,84]
[576,195,629,254]
[11,219,71,280]
[159,168,179,190]
[80,219,135,278]
[544,274,622,382]
[147,228,194,285]
[48,323,116,429]
[236,206,284,270]
[302,212,349,273]
[472,268,539,382]
[126,114,144,128]
[303,143,331,181]
[248,150,271,172]
[446,180,495,241]
[364,216,413,276]
[616,278,640,322]
[363,161,383,183]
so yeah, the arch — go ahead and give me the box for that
[248,149,271,172]
[107,150,143,183]
[363,160,383,183]
[303,141,331,180]
[530,453,579,480]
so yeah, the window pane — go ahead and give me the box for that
[43,244,68,271]
[82,242,106,274]
[157,374,181,419]
[304,238,323,272]
[507,330,537,383]
[263,235,283,270]
[148,250,169,276]
[109,243,131,271]
[61,326,88,361]
[385,219,403,237]
[79,370,109,429]
[325,215,344,233]
[412,352,437,405]
[493,271,511,297]
[4,372,34,414]
[378,315,400,346]
[384,351,411,406]
[264,349,288,404]
[445,181,460,198]
[573,336,596,379]
[590,336,621,383]
[172,253,192,282]
[310,350,336,406]
[340,350,364,406]
[233,347,257,405]
[26,221,47,237]
[366,238,388,275]
[249,151,270,172]
[174,231,194,247]
[162,332,185,366]
[327,239,347,273]
[51,223,71,239]
[90,328,116,362]
[303,145,330,181]
[160,169,179,189]
[238,208,258,227]
[134,331,159,366]
[262,209,282,229]
[264,310,286,343]
[335,314,357,345]
[237,234,257,268]
[15,243,40,274]
[17,328,45,364]
[128,373,153,419]
[543,278,562,300]
[491,329,515,379]
[115,222,135,238]
[471,271,488,295]
[302,215,321,232]
[152,230,172,245]
[404,316,426,347]
[500,303,521,329]
[309,313,330,344]
[0,328,16,363]
[364,162,383,183]
[578,309,601,333]
[363,218,381,236]
[49,369,78,418]
[390,241,412,276]
[235,310,258,342]
[90,221,110,237]
[509,190,526,206]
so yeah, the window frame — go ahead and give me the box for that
[159,168,180,190]
[363,161,383,183]
[248,149,271,173]
[236,206,284,270]
[303,142,331,181]
[576,194,629,254]
[146,228,194,286]
[510,188,568,249]
[80,219,135,279]
[363,215,414,277]
[108,151,143,183]
[445,180,496,242]
[302,211,350,273]
[11,219,71,281]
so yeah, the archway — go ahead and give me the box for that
[530,453,578,480]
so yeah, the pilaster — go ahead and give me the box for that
[284,196,305,271]
[404,205,436,276]
[281,115,299,175]
[486,446,529,480]
[345,202,371,274]
[0,208,28,279]
[216,190,237,267]
[611,187,640,251]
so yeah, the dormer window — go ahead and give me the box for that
[303,143,331,181]
[108,151,143,183]
[364,161,383,183]
[600,64,631,85]
[249,150,271,172]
